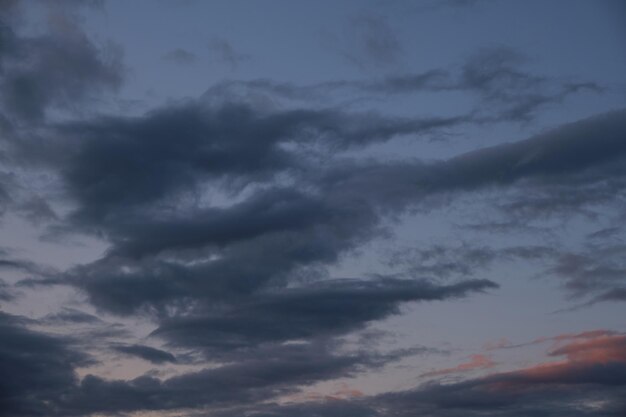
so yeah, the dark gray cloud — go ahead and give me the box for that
[153,278,496,356]
[1,2,624,416]
[590,287,626,304]
[550,243,626,307]
[209,334,626,417]
[46,102,463,226]
[163,48,197,65]
[0,278,13,301]
[97,341,372,412]
[112,344,177,364]
[20,107,625,318]
[206,383,626,417]
[0,248,48,276]
[7,99,473,316]
[496,174,626,220]
[0,333,423,416]
[388,47,602,123]
[371,334,626,416]
[0,0,123,122]
[455,47,595,122]
[0,312,90,417]
[387,232,626,311]
[11,57,608,257]
[212,46,602,123]
[4,283,621,417]
[42,307,102,325]
[0,171,15,218]
[207,36,249,70]
[431,109,626,188]
[104,187,335,258]
[387,243,556,280]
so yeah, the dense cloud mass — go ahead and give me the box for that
[153,278,497,356]
[207,332,626,417]
[0,312,88,416]
[112,344,177,364]
[43,107,623,318]
[0,1,624,416]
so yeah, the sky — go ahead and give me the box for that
[0,0,625,416]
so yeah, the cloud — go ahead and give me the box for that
[365,45,601,122]
[0,0,123,121]
[392,332,626,415]
[0,312,90,416]
[0,279,14,301]
[163,48,197,65]
[463,333,626,396]
[0,336,423,416]
[14,63,610,254]
[550,244,626,304]
[0,248,49,275]
[112,344,177,364]
[339,14,403,70]
[386,243,555,280]
[420,354,496,377]
[43,307,102,325]
[45,102,463,226]
[212,46,602,122]
[152,278,497,357]
[589,287,626,303]
[514,330,619,350]
[17,106,625,317]
[211,331,626,417]
[0,3,624,416]
[207,36,249,70]
[383,0,494,14]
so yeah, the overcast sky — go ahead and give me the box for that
[0,1,625,416]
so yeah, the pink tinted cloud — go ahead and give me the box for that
[548,333,626,363]
[421,354,496,378]
[486,332,626,390]
[302,383,364,402]
[484,329,617,351]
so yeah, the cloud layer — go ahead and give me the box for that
[0,1,624,416]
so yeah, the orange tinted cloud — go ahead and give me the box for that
[421,354,496,377]
[548,334,626,363]
[486,329,617,351]
[532,329,616,346]
[329,384,364,400]
[301,383,364,402]
[487,333,626,389]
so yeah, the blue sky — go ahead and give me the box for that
[0,1,625,416]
